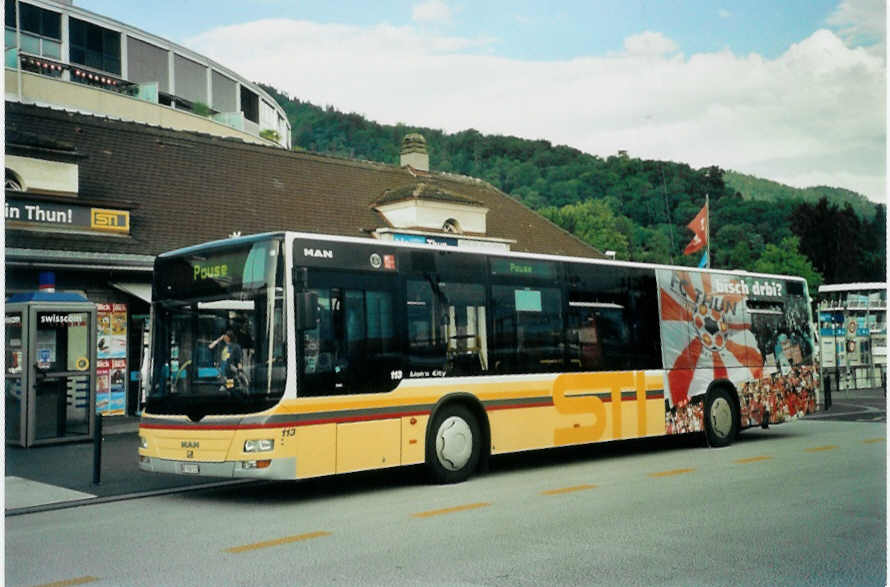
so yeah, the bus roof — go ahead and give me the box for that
[159,230,809,286]
[157,232,287,259]
[818,282,887,293]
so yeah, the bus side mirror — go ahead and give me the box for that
[296,291,319,331]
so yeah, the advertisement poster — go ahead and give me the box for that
[109,358,127,414]
[96,303,128,415]
[96,358,127,416]
[97,359,111,414]
[656,270,817,434]
[97,303,127,359]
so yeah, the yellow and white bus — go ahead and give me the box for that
[139,231,819,483]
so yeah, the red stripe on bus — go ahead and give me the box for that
[485,400,553,411]
[139,410,431,431]
[140,392,663,432]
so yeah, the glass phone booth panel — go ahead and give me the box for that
[5,312,25,443]
[5,299,96,447]
[32,309,93,441]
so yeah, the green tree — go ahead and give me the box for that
[752,236,823,292]
[540,199,630,258]
[630,224,672,264]
[791,198,869,283]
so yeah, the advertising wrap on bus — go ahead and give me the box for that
[657,270,817,434]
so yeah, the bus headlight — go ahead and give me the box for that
[139,436,148,449]
[244,439,274,453]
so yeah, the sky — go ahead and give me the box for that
[78,0,887,204]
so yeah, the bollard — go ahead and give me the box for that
[93,414,102,485]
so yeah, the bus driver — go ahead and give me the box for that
[209,329,243,379]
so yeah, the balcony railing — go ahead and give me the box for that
[7,48,281,145]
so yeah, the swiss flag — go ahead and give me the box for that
[683,203,708,255]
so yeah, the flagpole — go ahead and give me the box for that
[705,193,711,268]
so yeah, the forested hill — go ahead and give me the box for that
[261,85,885,288]
[724,171,877,220]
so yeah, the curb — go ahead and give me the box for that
[5,479,262,517]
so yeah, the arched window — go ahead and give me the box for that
[5,169,23,191]
[442,218,462,234]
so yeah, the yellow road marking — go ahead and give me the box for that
[804,445,839,452]
[648,468,695,478]
[735,456,774,464]
[225,531,331,553]
[864,438,885,444]
[411,502,491,518]
[33,577,99,587]
[541,484,597,495]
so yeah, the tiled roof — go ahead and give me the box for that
[5,102,602,260]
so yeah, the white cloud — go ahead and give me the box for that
[827,0,885,55]
[186,18,886,203]
[412,0,452,24]
[718,9,732,19]
[622,31,680,57]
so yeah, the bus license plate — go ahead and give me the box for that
[181,463,200,474]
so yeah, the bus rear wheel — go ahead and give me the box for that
[426,404,480,484]
[704,387,738,447]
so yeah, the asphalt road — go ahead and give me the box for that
[6,419,886,586]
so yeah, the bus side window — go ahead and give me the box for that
[406,280,487,377]
[407,279,446,374]
[440,282,487,376]
[568,305,602,371]
[491,285,563,374]
[301,290,333,395]
[300,287,398,396]
[566,267,661,372]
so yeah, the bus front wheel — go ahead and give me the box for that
[704,387,738,448]
[426,404,481,484]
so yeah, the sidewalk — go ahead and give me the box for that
[5,416,248,515]
[822,386,886,403]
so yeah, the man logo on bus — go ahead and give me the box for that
[304,248,334,259]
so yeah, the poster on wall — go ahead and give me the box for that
[109,358,127,414]
[96,358,126,416]
[97,304,127,415]
[97,360,111,414]
[97,303,127,359]
[656,270,817,434]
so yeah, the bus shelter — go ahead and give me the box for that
[5,293,97,447]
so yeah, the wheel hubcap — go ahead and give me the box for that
[710,397,733,439]
[436,416,472,471]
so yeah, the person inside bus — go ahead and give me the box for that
[209,329,243,379]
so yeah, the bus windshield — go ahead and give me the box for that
[146,238,287,419]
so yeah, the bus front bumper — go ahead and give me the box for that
[138,455,296,480]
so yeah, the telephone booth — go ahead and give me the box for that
[5,293,97,447]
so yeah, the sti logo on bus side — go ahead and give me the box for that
[304,248,334,259]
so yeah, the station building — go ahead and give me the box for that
[817,283,887,392]
[5,0,290,147]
